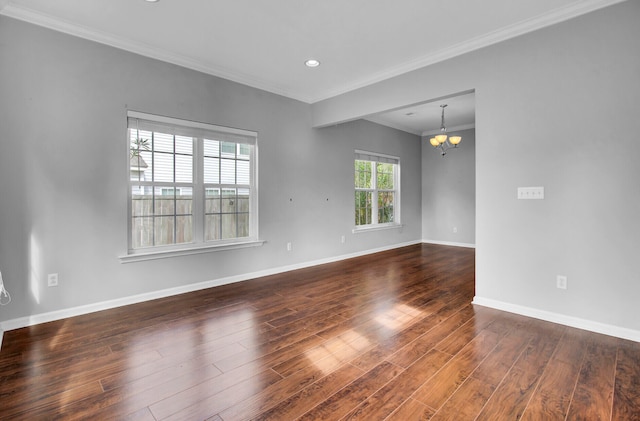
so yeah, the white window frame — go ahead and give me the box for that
[121,111,262,262]
[353,150,402,233]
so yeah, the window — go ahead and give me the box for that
[127,111,258,255]
[354,150,400,229]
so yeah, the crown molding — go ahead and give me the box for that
[0,2,312,103]
[1,0,627,105]
[307,0,628,103]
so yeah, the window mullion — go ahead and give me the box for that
[193,137,204,243]
[151,132,156,246]
[371,162,379,225]
[173,135,177,244]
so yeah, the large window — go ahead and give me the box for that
[354,150,400,229]
[127,111,257,254]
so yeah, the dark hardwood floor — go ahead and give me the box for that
[1,243,639,420]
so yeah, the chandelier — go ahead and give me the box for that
[428,104,461,156]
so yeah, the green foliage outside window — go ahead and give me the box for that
[355,159,396,226]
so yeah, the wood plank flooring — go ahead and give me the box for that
[1,243,639,420]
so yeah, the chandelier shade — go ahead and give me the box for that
[428,104,461,156]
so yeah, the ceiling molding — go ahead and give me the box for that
[0,2,312,103]
[1,0,627,105]
[306,0,627,103]
[422,123,476,137]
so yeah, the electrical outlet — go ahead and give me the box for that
[453,226,458,233]
[48,273,59,287]
[341,235,345,244]
[556,275,567,290]
[286,242,292,252]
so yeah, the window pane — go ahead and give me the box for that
[176,188,193,215]
[355,160,372,188]
[378,192,394,223]
[130,129,152,148]
[238,213,249,238]
[154,187,175,215]
[377,163,394,189]
[175,135,192,155]
[355,191,372,226]
[153,132,174,153]
[131,186,152,217]
[154,216,175,245]
[237,188,250,212]
[204,139,220,157]
[130,150,151,182]
[153,152,174,182]
[205,188,221,213]
[204,157,220,184]
[176,215,193,243]
[221,159,236,184]
[221,141,235,157]
[238,144,250,159]
[222,189,237,213]
[175,154,193,183]
[132,217,153,249]
[205,214,221,241]
[237,160,250,185]
[222,214,237,239]
[130,131,152,183]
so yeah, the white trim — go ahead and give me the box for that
[354,149,401,164]
[353,224,403,234]
[309,0,628,103]
[0,240,421,335]
[0,3,305,102]
[422,239,476,249]
[120,240,265,263]
[0,0,626,104]
[128,110,258,139]
[0,329,3,350]
[472,296,640,343]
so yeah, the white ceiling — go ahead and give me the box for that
[0,0,622,133]
[366,91,476,136]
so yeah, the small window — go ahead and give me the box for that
[127,111,258,254]
[354,151,400,229]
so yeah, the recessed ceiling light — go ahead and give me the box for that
[405,112,416,116]
[145,0,159,3]
[305,59,320,68]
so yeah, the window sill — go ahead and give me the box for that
[119,240,265,263]
[352,224,403,234]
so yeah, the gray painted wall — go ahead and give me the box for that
[422,128,475,245]
[0,17,422,323]
[313,2,640,332]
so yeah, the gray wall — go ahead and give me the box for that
[313,2,640,332]
[0,17,422,323]
[422,128,475,245]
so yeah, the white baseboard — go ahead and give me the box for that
[422,239,476,249]
[0,240,422,335]
[472,296,640,343]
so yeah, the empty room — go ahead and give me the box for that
[0,0,639,419]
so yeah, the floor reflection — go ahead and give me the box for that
[306,329,371,375]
